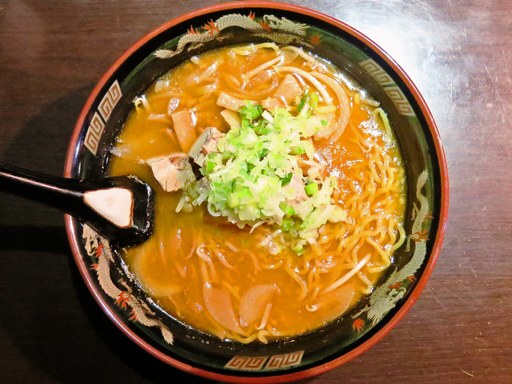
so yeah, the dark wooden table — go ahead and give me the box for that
[0,1,510,383]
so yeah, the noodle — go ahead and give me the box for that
[244,55,283,80]
[212,247,235,270]
[285,261,309,301]
[357,271,374,294]
[322,254,371,295]
[225,241,239,252]
[257,303,273,330]
[310,71,350,140]
[196,245,212,263]
[277,66,332,103]
[110,44,406,344]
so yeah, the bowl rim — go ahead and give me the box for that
[64,1,449,382]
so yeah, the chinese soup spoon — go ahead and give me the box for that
[0,162,154,247]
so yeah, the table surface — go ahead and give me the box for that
[0,1,510,383]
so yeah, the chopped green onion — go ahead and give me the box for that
[291,239,306,254]
[204,159,215,174]
[309,92,319,109]
[239,102,263,121]
[228,192,239,208]
[188,102,346,254]
[305,182,319,196]
[297,91,309,112]
[281,172,293,186]
[281,218,294,232]
[279,202,296,216]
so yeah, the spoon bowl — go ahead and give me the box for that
[0,162,154,247]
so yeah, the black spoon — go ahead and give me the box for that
[0,162,154,247]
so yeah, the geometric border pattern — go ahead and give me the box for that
[224,350,304,371]
[384,86,416,116]
[359,59,395,86]
[359,59,416,117]
[224,356,269,370]
[84,111,105,155]
[98,80,122,121]
[264,350,304,369]
[84,80,122,155]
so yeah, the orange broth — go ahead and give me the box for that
[109,45,406,342]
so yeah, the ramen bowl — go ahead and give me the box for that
[64,2,448,382]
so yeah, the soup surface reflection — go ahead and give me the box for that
[109,44,406,343]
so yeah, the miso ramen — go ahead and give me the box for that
[109,44,406,343]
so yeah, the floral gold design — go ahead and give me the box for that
[309,33,322,45]
[352,318,365,332]
[129,309,138,322]
[82,225,174,345]
[410,229,429,242]
[388,281,402,290]
[259,20,272,31]
[353,170,431,326]
[95,243,103,258]
[187,25,199,35]
[203,19,219,36]
[155,13,309,60]
[115,291,130,310]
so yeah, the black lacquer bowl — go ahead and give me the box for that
[64,2,448,382]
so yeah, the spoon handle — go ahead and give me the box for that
[0,162,154,247]
[0,162,85,210]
